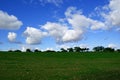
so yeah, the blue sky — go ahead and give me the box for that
[0,0,120,51]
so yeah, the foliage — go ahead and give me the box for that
[26,49,32,52]
[67,48,74,52]
[14,50,21,52]
[60,48,67,52]
[116,49,120,52]
[34,49,41,52]
[74,47,81,52]
[93,46,104,52]
[103,47,115,52]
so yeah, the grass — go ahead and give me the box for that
[0,52,120,80]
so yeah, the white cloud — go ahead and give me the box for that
[108,43,117,49]
[62,29,83,42]
[100,0,120,29]
[0,10,23,30]
[57,44,70,50]
[21,45,33,52]
[65,7,107,30]
[79,44,89,48]
[23,27,47,45]
[41,7,109,44]
[46,47,54,51]
[42,22,83,43]
[8,32,17,42]
[42,22,67,43]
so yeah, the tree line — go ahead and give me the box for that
[7,46,120,53]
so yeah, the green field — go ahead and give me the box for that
[0,52,120,80]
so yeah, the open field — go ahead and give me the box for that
[0,52,120,80]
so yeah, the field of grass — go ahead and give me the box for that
[0,52,120,80]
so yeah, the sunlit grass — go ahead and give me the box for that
[0,52,120,80]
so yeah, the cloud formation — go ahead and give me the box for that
[23,27,47,45]
[24,0,120,45]
[108,43,117,49]
[105,0,120,27]
[0,10,23,30]
[42,21,83,43]
[8,32,17,42]
[41,7,108,44]
[65,7,107,30]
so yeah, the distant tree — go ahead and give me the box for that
[60,48,67,52]
[84,48,89,52]
[14,50,21,52]
[74,47,81,52]
[67,48,74,52]
[103,47,115,52]
[116,49,120,52]
[34,49,41,52]
[44,50,56,52]
[93,46,104,52]
[80,48,85,52]
[8,50,13,52]
[26,49,32,52]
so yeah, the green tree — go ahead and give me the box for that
[34,49,41,52]
[14,50,21,52]
[104,47,115,52]
[74,47,81,52]
[93,46,104,52]
[60,48,67,52]
[67,48,74,52]
[116,49,120,52]
[83,48,89,52]
[26,49,32,52]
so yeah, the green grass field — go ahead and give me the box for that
[0,52,120,80]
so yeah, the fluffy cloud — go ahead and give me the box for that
[101,0,120,28]
[0,10,23,30]
[42,22,83,43]
[62,29,83,42]
[23,0,120,44]
[23,27,47,45]
[42,22,67,43]
[41,7,108,44]
[8,32,17,42]
[65,7,107,30]
[108,44,117,49]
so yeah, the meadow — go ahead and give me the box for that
[0,52,120,80]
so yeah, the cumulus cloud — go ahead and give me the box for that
[23,0,120,45]
[42,22,83,43]
[41,7,109,44]
[65,7,107,30]
[107,0,120,26]
[108,43,117,49]
[23,27,47,45]
[98,0,120,29]
[0,10,23,30]
[8,32,17,42]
